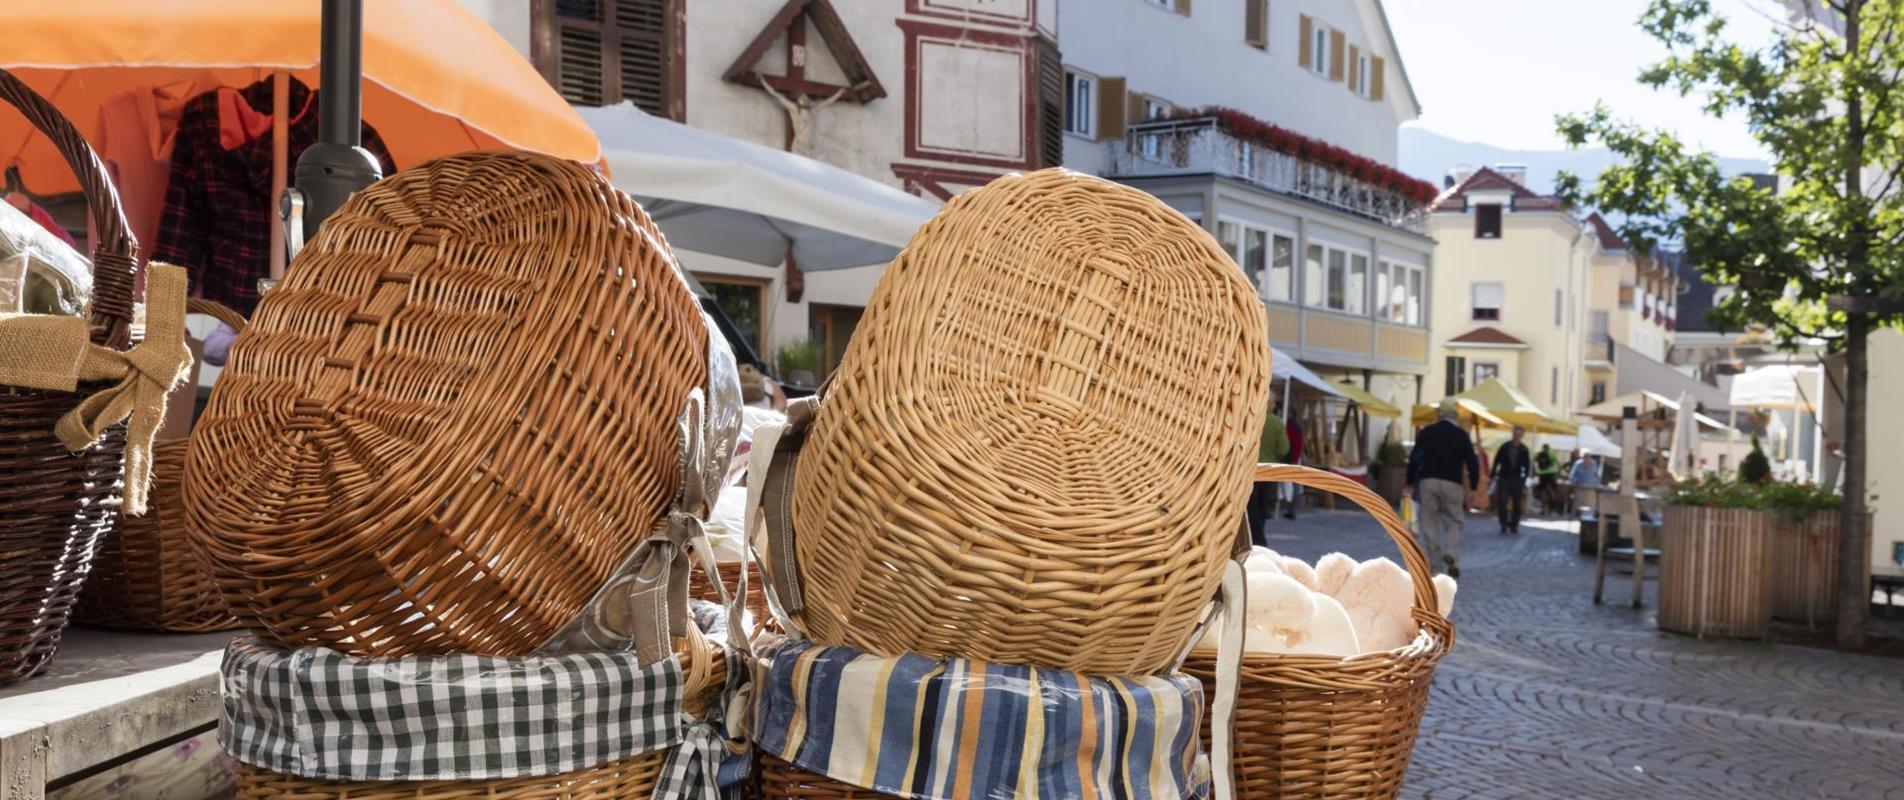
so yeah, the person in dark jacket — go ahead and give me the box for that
[1492,426,1532,534]
[1407,400,1481,577]
[1281,417,1305,519]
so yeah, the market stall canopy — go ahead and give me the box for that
[1330,379,1401,418]
[1728,364,1822,411]
[1414,378,1575,434]
[1582,390,1730,431]
[0,0,600,195]
[1550,423,1624,458]
[578,103,941,269]
[1272,349,1345,398]
[1410,397,1509,430]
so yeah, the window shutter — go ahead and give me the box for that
[1176,0,1192,15]
[1127,90,1145,124]
[1299,15,1312,67]
[1034,38,1064,169]
[1246,0,1267,48]
[615,0,671,118]
[1372,56,1386,100]
[547,0,608,106]
[1329,30,1346,80]
[1097,76,1127,140]
[1348,45,1360,91]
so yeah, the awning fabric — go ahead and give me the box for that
[1272,350,1344,397]
[1330,380,1401,418]
[1415,378,1575,434]
[1581,390,1731,431]
[579,103,941,269]
[1728,364,1821,411]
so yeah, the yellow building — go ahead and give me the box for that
[1426,167,1595,414]
[1583,213,1680,406]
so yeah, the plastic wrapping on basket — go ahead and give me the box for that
[0,199,89,315]
[537,312,742,660]
[752,638,1210,800]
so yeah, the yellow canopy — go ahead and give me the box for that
[1411,397,1509,430]
[1331,379,1401,418]
[0,1,602,196]
[1414,378,1576,434]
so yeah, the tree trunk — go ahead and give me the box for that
[1836,0,1868,651]
[1836,314,1869,648]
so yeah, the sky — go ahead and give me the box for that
[1383,0,1788,160]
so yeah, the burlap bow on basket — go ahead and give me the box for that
[0,263,192,515]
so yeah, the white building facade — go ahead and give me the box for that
[1059,0,1436,430]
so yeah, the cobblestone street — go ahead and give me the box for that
[1267,509,1904,800]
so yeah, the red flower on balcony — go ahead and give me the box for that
[1175,106,1441,205]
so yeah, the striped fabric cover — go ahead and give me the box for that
[753,639,1208,800]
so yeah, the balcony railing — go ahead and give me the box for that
[1587,333,1616,365]
[1107,117,1430,232]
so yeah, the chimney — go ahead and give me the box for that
[1496,163,1529,187]
[1445,163,1474,188]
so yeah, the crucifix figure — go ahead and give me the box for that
[760,81,847,157]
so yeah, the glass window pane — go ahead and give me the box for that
[1327,249,1347,310]
[1269,234,1294,303]
[1346,254,1368,315]
[1374,263,1392,322]
[1244,228,1268,289]
[1218,221,1239,263]
[1407,269,1423,325]
[1305,244,1325,306]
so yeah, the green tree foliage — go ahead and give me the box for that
[1740,435,1773,485]
[1556,0,1904,646]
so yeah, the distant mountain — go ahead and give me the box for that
[1399,127,1770,195]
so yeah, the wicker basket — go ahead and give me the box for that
[0,68,141,686]
[183,151,710,658]
[689,558,772,625]
[1184,464,1452,800]
[232,628,728,799]
[785,168,1270,675]
[74,299,246,633]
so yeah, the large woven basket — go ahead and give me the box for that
[785,167,1270,675]
[74,299,246,633]
[232,629,728,799]
[0,68,141,686]
[1184,464,1452,800]
[183,151,709,658]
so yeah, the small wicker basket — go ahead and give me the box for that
[75,299,246,633]
[0,67,141,686]
[232,629,728,800]
[786,168,1271,675]
[1184,464,1453,800]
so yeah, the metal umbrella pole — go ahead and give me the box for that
[284,0,382,255]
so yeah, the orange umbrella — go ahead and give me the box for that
[0,0,601,196]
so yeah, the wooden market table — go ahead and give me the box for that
[0,628,236,799]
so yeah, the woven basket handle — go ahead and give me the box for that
[1254,463,1443,625]
[187,297,248,332]
[0,68,138,350]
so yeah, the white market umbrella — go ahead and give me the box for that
[1728,364,1820,412]
[1272,349,1344,415]
[578,103,941,268]
[1668,390,1699,479]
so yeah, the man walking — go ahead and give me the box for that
[1407,400,1481,577]
[1492,426,1532,534]
[1250,393,1291,546]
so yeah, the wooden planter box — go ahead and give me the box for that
[1375,463,1407,506]
[1767,511,1871,627]
[1659,506,1772,639]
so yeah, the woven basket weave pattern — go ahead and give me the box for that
[0,67,139,687]
[184,151,706,658]
[788,168,1270,674]
[1185,465,1452,800]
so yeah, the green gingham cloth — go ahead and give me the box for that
[219,635,727,796]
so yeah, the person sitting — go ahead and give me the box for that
[1534,443,1562,514]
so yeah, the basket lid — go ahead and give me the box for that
[786,168,1272,674]
[185,151,723,658]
